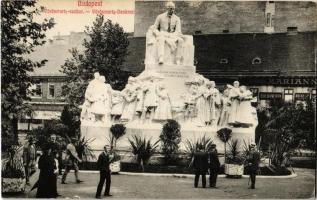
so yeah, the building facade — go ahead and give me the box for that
[21,1,316,131]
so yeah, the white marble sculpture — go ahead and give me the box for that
[154,84,172,121]
[205,81,221,126]
[236,86,255,127]
[218,89,232,127]
[110,90,124,122]
[145,1,194,66]
[227,81,241,126]
[121,77,138,122]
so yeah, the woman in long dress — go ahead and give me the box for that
[36,146,58,198]
[218,89,232,127]
[236,86,255,127]
[195,78,207,126]
[204,81,221,126]
[154,84,172,120]
[227,81,241,126]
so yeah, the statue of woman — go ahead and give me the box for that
[218,89,232,127]
[195,77,207,126]
[89,76,109,122]
[154,84,172,121]
[236,86,255,127]
[135,80,145,121]
[227,81,241,126]
[183,83,200,123]
[205,81,220,126]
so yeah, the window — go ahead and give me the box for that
[266,13,271,27]
[194,30,202,35]
[284,89,294,102]
[219,58,228,64]
[29,83,42,98]
[250,88,259,102]
[287,27,298,35]
[48,84,55,99]
[252,57,262,65]
[222,29,229,33]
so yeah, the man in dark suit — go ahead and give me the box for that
[246,143,260,189]
[95,145,114,199]
[192,144,209,188]
[209,144,220,188]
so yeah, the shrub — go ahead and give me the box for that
[1,146,25,179]
[217,127,232,162]
[128,135,159,171]
[160,120,181,164]
[109,124,126,149]
[185,135,214,159]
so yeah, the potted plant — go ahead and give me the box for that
[1,146,26,193]
[216,127,232,162]
[160,120,181,164]
[225,139,244,177]
[109,124,126,172]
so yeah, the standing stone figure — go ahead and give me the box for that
[195,77,207,126]
[153,1,184,65]
[183,84,199,123]
[100,76,113,123]
[143,76,159,123]
[236,86,255,127]
[121,77,138,122]
[205,81,220,126]
[227,81,241,126]
[218,89,232,127]
[154,84,172,120]
[110,90,124,122]
[81,72,101,122]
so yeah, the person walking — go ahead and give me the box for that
[36,145,58,198]
[246,143,260,189]
[61,137,83,184]
[192,144,209,188]
[95,145,115,199]
[23,137,37,185]
[209,144,220,188]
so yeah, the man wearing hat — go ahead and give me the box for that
[246,143,260,189]
[61,137,83,184]
[209,144,220,188]
[95,145,115,199]
[23,137,37,185]
[192,144,209,188]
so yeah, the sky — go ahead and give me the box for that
[35,0,135,38]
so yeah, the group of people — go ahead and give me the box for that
[23,136,115,199]
[191,143,261,189]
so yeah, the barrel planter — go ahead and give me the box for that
[224,163,244,176]
[1,178,26,193]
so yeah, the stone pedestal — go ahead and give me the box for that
[81,124,255,154]
[143,64,195,105]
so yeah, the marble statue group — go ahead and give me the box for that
[81,72,257,128]
[80,1,258,129]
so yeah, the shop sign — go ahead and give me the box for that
[294,93,311,101]
[259,92,282,100]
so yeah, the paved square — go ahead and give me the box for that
[3,168,315,199]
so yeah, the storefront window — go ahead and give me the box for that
[284,89,294,102]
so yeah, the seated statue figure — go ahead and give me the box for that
[145,1,194,66]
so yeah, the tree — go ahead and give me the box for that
[217,127,232,163]
[61,105,81,138]
[61,15,129,107]
[109,124,126,149]
[160,120,181,164]
[1,0,54,148]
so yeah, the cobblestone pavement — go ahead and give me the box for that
[2,168,315,199]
